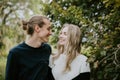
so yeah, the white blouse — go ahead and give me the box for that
[49,54,90,80]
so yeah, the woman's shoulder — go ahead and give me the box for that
[77,54,91,73]
[77,54,88,62]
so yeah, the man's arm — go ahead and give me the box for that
[5,51,18,80]
[46,67,55,80]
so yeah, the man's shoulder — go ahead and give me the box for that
[9,42,24,54]
[42,43,51,49]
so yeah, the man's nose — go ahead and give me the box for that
[49,30,52,35]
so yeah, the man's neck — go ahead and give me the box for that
[25,37,42,48]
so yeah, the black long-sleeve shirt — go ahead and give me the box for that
[5,42,53,80]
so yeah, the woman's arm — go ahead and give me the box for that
[72,55,91,80]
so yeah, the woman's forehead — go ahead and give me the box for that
[61,27,68,32]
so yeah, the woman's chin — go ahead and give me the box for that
[58,42,65,46]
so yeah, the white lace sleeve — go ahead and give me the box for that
[80,58,90,73]
[49,55,54,68]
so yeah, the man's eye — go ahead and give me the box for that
[47,28,51,30]
[52,29,54,32]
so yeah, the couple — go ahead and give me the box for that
[5,15,90,80]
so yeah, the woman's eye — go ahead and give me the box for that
[64,32,67,35]
[59,32,62,35]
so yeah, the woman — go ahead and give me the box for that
[5,15,53,80]
[49,23,90,80]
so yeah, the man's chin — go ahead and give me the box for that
[43,39,49,43]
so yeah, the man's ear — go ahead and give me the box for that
[34,25,40,33]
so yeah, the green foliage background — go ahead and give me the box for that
[0,0,120,80]
[43,0,120,79]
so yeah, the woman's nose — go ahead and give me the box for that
[59,34,63,38]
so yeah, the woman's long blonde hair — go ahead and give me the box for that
[54,23,82,72]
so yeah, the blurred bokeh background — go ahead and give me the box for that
[0,0,120,80]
